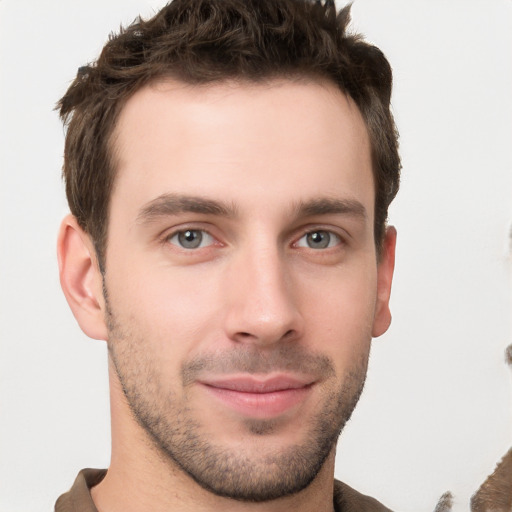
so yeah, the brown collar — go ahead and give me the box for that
[55,468,392,512]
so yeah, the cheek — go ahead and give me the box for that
[298,265,377,356]
[106,258,225,358]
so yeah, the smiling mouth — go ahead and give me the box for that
[198,375,315,419]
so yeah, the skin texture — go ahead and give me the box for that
[58,79,396,512]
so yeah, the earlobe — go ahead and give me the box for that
[372,226,397,338]
[57,214,108,341]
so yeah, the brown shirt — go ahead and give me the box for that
[55,468,392,512]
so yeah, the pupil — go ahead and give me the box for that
[179,230,202,248]
[308,231,329,249]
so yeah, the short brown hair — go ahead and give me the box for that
[58,0,400,268]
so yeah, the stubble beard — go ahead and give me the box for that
[105,297,369,503]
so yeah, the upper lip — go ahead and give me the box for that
[198,374,314,393]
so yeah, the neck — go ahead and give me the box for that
[91,360,336,512]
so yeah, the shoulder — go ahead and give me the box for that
[333,479,393,512]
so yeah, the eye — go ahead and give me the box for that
[296,230,341,249]
[167,229,215,249]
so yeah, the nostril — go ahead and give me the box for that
[232,328,297,345]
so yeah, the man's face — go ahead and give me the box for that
[102,79,393,500]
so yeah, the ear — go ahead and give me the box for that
[372,226,397,338]
[57,214,108,341]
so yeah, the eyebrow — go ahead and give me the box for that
[137,194,237,223]
[293,197,367,220]
[137,193,367,225]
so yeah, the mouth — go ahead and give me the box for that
[197,374,315,419]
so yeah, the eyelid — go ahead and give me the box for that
[295,231,342,249]
[292,225,347,248]
[160,223,221,250]
[167,229,215,249]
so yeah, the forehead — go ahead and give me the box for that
[111,78,374,220]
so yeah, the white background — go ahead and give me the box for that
[1,1,511,511]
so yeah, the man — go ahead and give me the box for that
[55,0,400,510]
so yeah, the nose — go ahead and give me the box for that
[223,246,304,347]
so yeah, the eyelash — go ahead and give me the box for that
[164,228,218,250]
[163,226,345,252]
[294,230,343,250]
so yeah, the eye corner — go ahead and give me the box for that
[294,229,343,250]
[166,228,216,250]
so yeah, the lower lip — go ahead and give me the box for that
[200,384,311,418]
